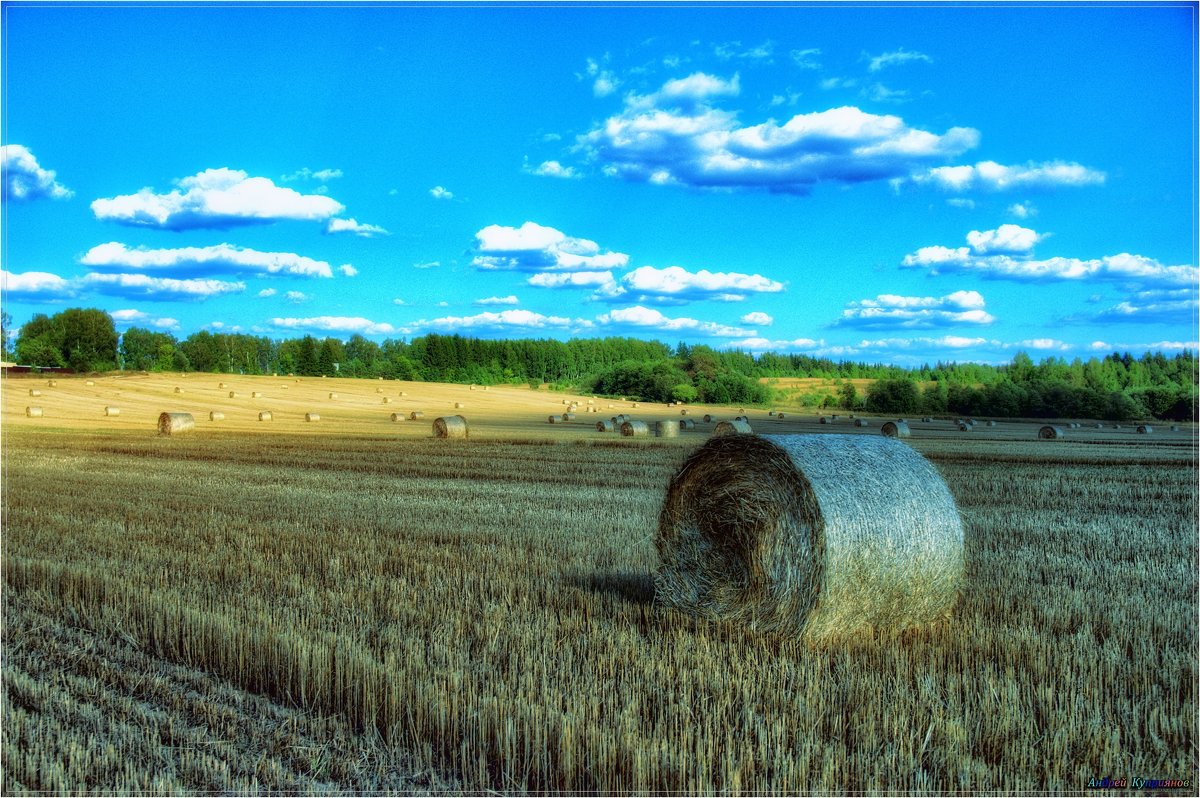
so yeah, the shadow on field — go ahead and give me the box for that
[566,571,657,606]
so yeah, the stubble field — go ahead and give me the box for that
[2,372,1197,794]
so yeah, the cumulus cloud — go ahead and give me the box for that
[285,291,309,304]
[1089,339,1198,353]
[80,242,335,278]
[965,224,1043,255]
[596,265,785,304]
[474,295,519,306]
[902,229,1196,287]
[281,167,343,182]
[527,271,615,289]
[722,334,1077,358]
[91,168,344,230]
[2,269,76,301]
[1007,201,1037,219]
[868,48,933,72]
[910,160,1105,193]
[740,311,774,326]
[2,145,73,201]
[413,261,440,269]
[715,41,774,61]
[836,290,995,329]
[324,218,390,237]
[947,198,976,209]
[412,309,580,333]
[271,316,399,335]
[582,75,979,193]
[338,264,358,277]
[472,222,629,272]
[258,288,277,298]
[527,159,580,179]
[722,336,826,353]
[584,57,621,97]
[1074,289,1199,325]
[82,273,245,301]
[790,48,822,69]
[595,305,755,337]
[429,186,454,200]
[108,309,179,329]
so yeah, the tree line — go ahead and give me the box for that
[7,307,1196,421]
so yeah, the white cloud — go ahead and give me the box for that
[790,48,822,69]
[392,298,407,306]
[91,168,344,230]
[599,264,785,304]
[281,167,343,183]
[271,316,399,336]
[528,160,580,179]
[285,291,309,304]
[108,309,181,330]
[965,224,1043,255]
[413,261,440,269]
[912,160,1105,193]
[527,271,615,289]
[1007,201,1037,219]
[584,57,621,97]
[1079,289,1198,325]
[474,295,519,306]
[80,241,335,278]
[868,48,933,72]
[595,305,756,337]
[947,198,976,209]
[862,83,909,103]
[740,311,774,326]
[413,309,579,332]
[473,221,629,272]
[324,218,390,237]
[82,273,244,301]
[2,269,76,300]
[722,336,825,352]
[1089,340,1199,353]
[429,186,454,200]
[338,264,358,277]
[837,290,995,329]
[258,288,277,298]
[582,76,979,193]
[2,145,73,201]
[715,41,774,61]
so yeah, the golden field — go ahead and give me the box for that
[2,371,1197,794]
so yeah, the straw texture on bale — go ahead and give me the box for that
[655,420,680,438]
[680,409,690,416]
[174,387,184,393]
[399,391,407,396]
[433,415,469,439]
[305,413,321,422]
[158,412,195,435]
[881,420,910,438]
[410,411,424,420]
[258,411,273,421]
[104,406,120,417]
[735,415,749,422]
[209,411,224,421]
[632,402,639,408]
[382,397,393,404]
[252,392,263,398]
[218,382,227,388]
[714,419,753,436]
[655,433,964,641]
[1137,425,1153,434]
[328,393,338,399]
[548,415,561,424]
[854,418,870,428]
[455,402,465,408]
[25,407,43,418]
[28,389,41,397]
[777,413,787,420]
[621,420,650,437]
[390,413,404,422]
[1038,425,1063,439]
[563,412,576,421]
[679,419,696,430]
[597,420,615,432]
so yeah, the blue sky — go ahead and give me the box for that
[3,2,1196,366]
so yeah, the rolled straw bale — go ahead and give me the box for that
[986,420,996,427]
[680,409,690,416]
[410,411,424,420]
[854,418,870,428]
[470,385,476,391]
[587,399,595,405]
[735,415,749,423]
[328,393,338,399]
[777,413,787,420]
[399,391,407,397]
[608,404,616,409]
[548,415,562,424]
[258,411,273,422]
[1137,425,1153,434]
[377,387,384,393]
[832,415,841,421]
[174,387,184,394]
[819,416,829,425]
[1171,425,1179,432]
[455,402,465,409]
[252,391,263,398]
[656,420,680,438]
[158,412,195,435]
[306,413,321,422]
[209,411,224,421]
[1114,424,1122,430]
[1038,425,1063,439]
[218,382,227,388]
[383,397,393,404]
[28,389,41,397]
[25,407,43,417]
[769,410,777,417]
[228,391,238,398]
[679,419,696,431]
[279,385,288,390]
[563,399,571,406]
[389,412,405,422]
[668,402,676,407]
[104,406,121,417]
[714,419,753,436]
[597,420,615,432]
[621,420,650,437]
[86,380,95,386]
[563,412,576,421]
[434,415,469,439]
[483,386,489,391]
[881,420,910,438]
[632,402,639,408]
[655,434,964,640]
[922,417,932,423]
[1094,422,1104,429]
[47,380,57,387]
[957,422,972,432]
[703,414,716,423]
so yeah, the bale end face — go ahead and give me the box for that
[25,406,43,418]
[713,419,752,436]
[158,412,196,435]
[620,420,650,437]
[258,411,273,422]
[104,406,121,417]
[881,420,910,438]
[305,413,321,422]
[433,415,469,439]
[1038,425,1063,439]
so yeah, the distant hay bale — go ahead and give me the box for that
[621,420,650,437]
[390,412,405,422]
[735,415,749,422]
[209,411,224,421]
[819,416,829,424]
[679,419,696,430]
[854,418,870,428]
[563,412,576,421]
[279,385,288,390]
[218,382,227,388]
[922,417,932,423]
[655,420,680,438]
[377,387,384,393]
[104,406,120,417]
[654,433,964,641]
[86,380,95,386]
[632,402,639,408]
[28,389,41,397]
[668,402,676,407]
[587,399,595,405]
[1114,424,1122,430]
[258,411,273,422]
[469,385,476,391]
[1094,422,1104,429]
[252,391,263,398]
[1038,425,1063,439]
[399,391,407,396]
[563,399,571,406]
[174,387,184,393]
[1170,425,1179,432]
[328,393,338,399]
[832,415,841,421]
[483,386,489,391]
[548,415,562,424]
[714,419,753,436]
[47,380,57,387]
[882,420,910,438]
[703,414,716,423]
[957,422,972,432]
[769,410,777,417]
[608,404,616,409]
[1137,425,1153,434]
[613,414,628,425]
[382,397,393,404]
[410,411,424,420]
[228,391,238,398]
[25,406,43,418]
[305,412,320,422]
[597,420,615,432]
[986,420,996,427]
[777,413,787,420]
[434,415,469,438]
[158,412,195,435]
[455,402,465,409]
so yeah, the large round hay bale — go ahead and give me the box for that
[655,434,964,641]
[328,392,338,400]
[985,420,996,427]
[597,420,615,432]
[382,397,393,404]
[703,414,716,423]
[854,418,870,428]
[252,391,263,398]
[47,379,57,387]
[455,402,466,409]
[433,415,468,438]
[769,410,777,417]
[714,419,753,436]
[957,422,972,432]
[218,382,227,389]
[174,387,184,394]
[563,412,576,421]
[85,380,95,386]
[734,415,749,423]
[1094,422,1104,429]
[680,409,689,416]
[1038,425,1063,439]
[399,391,407,397]
[679,419,696,431]
[390,412,404,422]
[1137,425,1153,434]
[305,412,321,422]
[228,391,238,398]
[258,411,273,422]
[209,411,224,421]
[548,415,561,424]
[632,402,639,408]
[655,420,680,438]
[1171,425,1180,432]
[28,389,41,397]
[104,406,120,417]
[881,420,910,438]
[777,413,787,420]
[410,411,424,420]
[25,406,43,418]
[621,420,650,437]
[158,412,195,435]
[922,417,932,423]
[819,416,829,425]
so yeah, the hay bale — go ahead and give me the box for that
[410,411,424,420]
[455,402,465,409]
[104,406,120,417]
[597,420,615,432]
[922,417,932,423]
[86,380,95,386]
[279,385,288,390]
[1094,422,1104,429]
[587,399,595,405]
[158,412,195,435]
[957,422,971,431]
[1137,425,1153,434]
[47,379,57,387]
[985,420,996,427]
[703,414,716,423]
[252,391,263,398]
[209,411,224,421]
[1038,425,1063,439]
[769,410,777,417]
[854,418,870,428]
[328,393,338,399]
[28,389,41,397]
[714,419,753,436]
[621,420,650,437]
[777,413,787,420]
[399,391,407,397]
[654,433,964,640]
[632,402,639,408]
[562,399,571,406]
[174,387,184,393]
[819,416,829,425]
[433,415,469,438]
[679,419,696,431]
[218,382,227,389]
[563,412,576,421]
[1171,425,1180,432]
[680,409,690,416]
[1114,424,1122,430]
[655,420,680,438]
[881,420,910,438]
[258,411,273,422]
[470,385,477,391]
[390,412,405,422]
[305,412,321,422]
[735,415,749,423]
[383,397,393,404]
[25,406,43,418]
[228,391,238,398]
[548,415,562,424]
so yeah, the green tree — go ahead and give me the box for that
[839,382,859,410]
[865,379,921,415]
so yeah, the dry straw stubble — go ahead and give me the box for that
[655,433,964,642]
